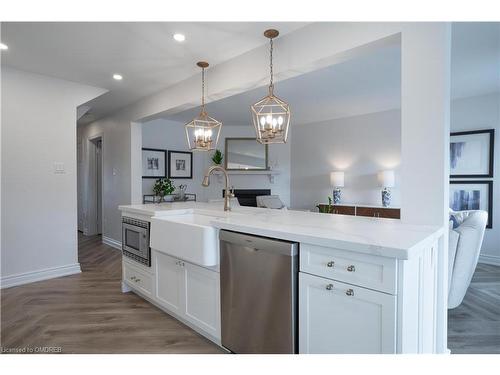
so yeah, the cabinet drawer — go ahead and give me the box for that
[317,204,355,216]
[333,205,356,216]
[356,207,400,219]
[123,261,153,297]
[300,243,397,294]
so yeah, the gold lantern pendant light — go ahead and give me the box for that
[251,29,291,144]
[185,61,222,151]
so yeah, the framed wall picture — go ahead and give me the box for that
[450,129,494,178]
[142,148,166,179]
[450,180,493,228]
[168,150,193,179]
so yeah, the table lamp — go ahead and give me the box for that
[330,171,345,204]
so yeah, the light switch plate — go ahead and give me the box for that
[53,162,66,174]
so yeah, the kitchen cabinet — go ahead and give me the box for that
[299,272,396,354]
[119,204,443,353]
[154,251,184,315]
[152,250,221,341]
[183,261,220,339]
[300,243,397,294]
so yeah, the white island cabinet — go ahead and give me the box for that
[299,241,438,354]
[119,202,444,354]
[154,251,221,341]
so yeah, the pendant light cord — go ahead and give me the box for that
[269,37,274,95]
[201,67,206,113]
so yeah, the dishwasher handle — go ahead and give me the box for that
[220,230,298,257]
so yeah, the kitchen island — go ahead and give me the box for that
[119,201,444,354]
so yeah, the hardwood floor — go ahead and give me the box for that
[448,263,500,354]
[2,233,498,354]
[0,233,223,354]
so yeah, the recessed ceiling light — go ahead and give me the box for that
[0,43,8,50]
[173,33,186,42]
[113,74,123,81]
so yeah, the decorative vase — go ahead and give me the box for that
[155,195,165,204]
[333,188,341,205]
[381,188,391,207]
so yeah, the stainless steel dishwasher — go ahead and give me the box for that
[219,230,298,354]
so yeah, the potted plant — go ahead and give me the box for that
[152,178,175,203]
[316,196,333,213]
[211,149,223,166]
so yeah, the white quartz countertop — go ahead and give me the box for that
[119,202,444,260]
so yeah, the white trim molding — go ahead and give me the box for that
[102,236,122,251]
[479,254,500,266]
[0,263,81,289]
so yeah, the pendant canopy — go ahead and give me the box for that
[185,62,222,151]
[251,29,291,144]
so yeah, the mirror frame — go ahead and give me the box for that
[224,137,269,171]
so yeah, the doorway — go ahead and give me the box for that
[86,136,103,235]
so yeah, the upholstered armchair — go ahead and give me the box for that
[256,195,286,209]
[448,210,488,309]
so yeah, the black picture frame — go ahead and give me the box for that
[142,148,167,179]
[168,150,193,179]
[450,129,495,178]
[450,180,493,228]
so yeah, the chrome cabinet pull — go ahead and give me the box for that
[327,261,335,268]
[325,284,333,291]
[346,289,354,296]
[130,276,136,281]
[135,278,141,282]
[347,265,355,272]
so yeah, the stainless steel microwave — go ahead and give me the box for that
[122,217,151,266]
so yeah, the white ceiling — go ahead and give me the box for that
[165,43,402,126]
[1,22,498,127]
[451,22,500,99]
[164,22,500,127]
[0,22,307,124]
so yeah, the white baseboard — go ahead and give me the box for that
[478,254,500,266]
[102,236,122,251]
[1,263,81,289]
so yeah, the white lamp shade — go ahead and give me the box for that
[330,171,345,187]
[378,170,395,188]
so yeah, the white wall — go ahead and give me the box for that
[141,119,206,199]
[141,119,291,205]
[451,92,500,263]
[1,67,106,287]
[291,110,401,210]
[77,111,133,245]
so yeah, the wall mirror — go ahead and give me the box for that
[225,138,268,170]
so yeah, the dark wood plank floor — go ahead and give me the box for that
[0,233,223,354]
[2,233,498,354]
[448,263,500,354]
